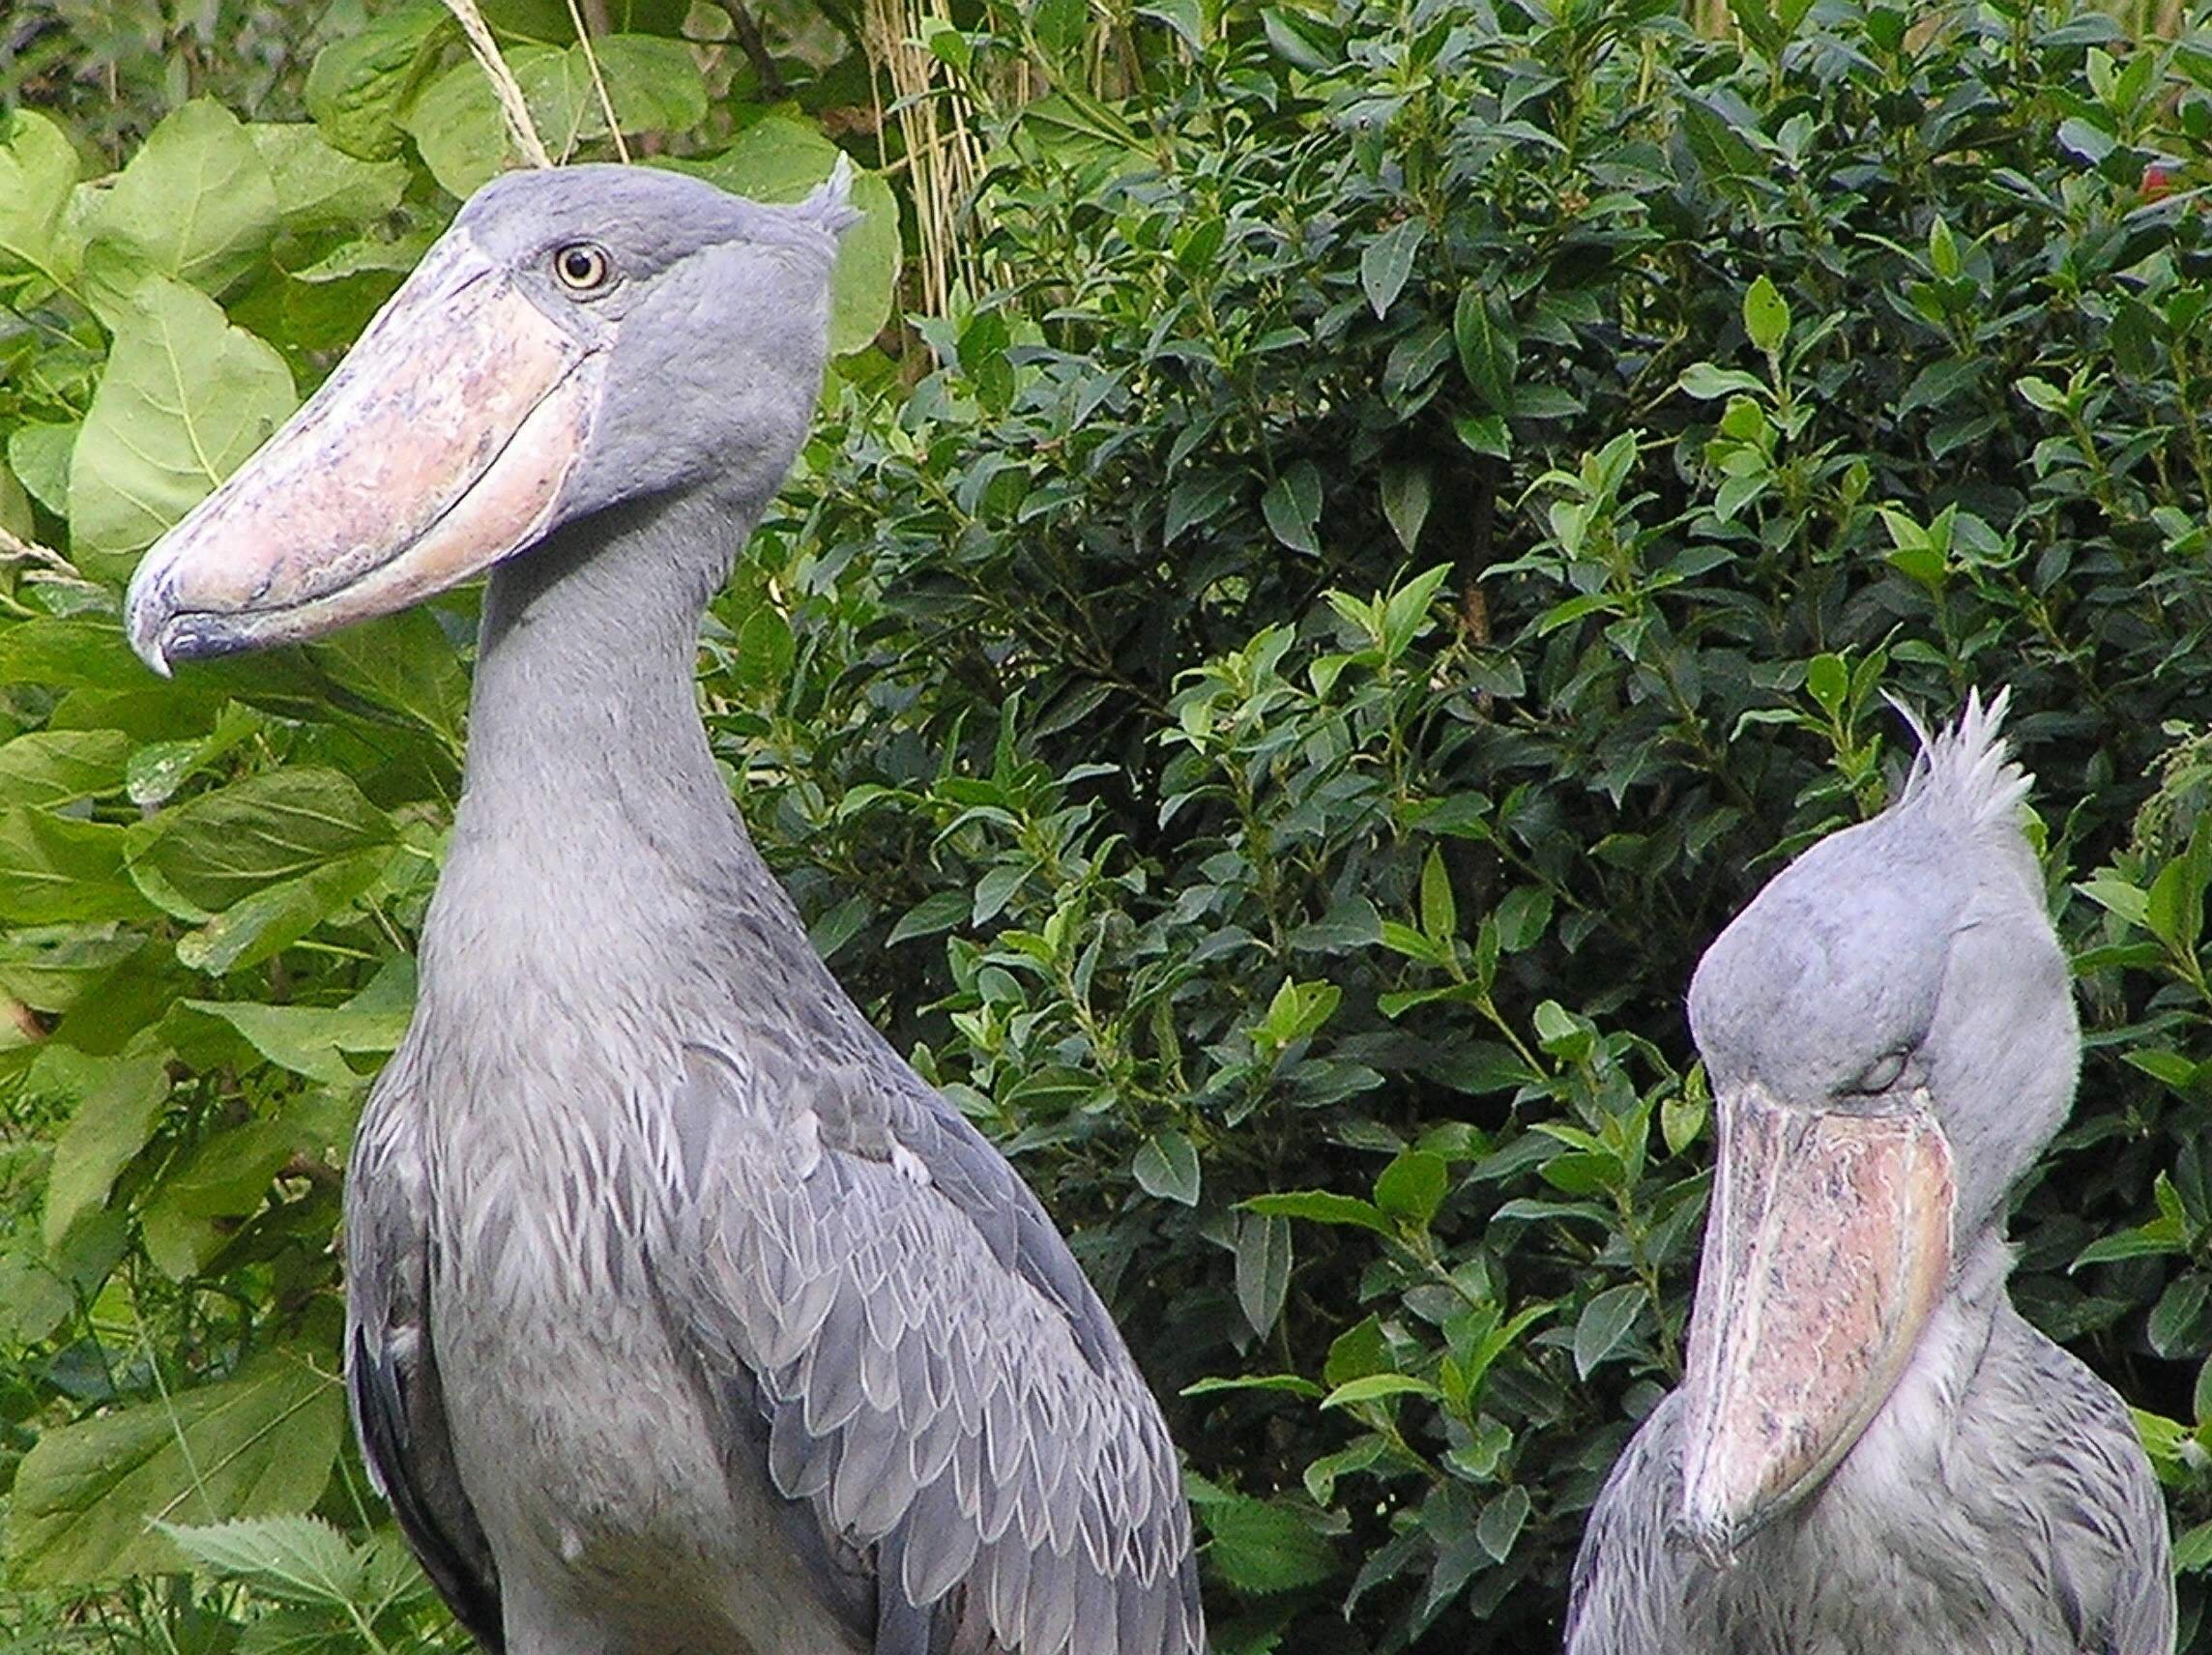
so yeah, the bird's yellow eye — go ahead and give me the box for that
[553,243,612,292]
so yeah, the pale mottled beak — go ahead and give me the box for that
[1674,1082,1955,1565]
[124,230,603,673]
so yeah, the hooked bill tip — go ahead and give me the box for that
[123,569,176,678]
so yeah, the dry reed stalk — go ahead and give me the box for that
[863,0,988,316]
[565,0,631,162]
[440,0,555,168]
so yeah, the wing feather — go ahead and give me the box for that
[344,1078,505,1651]
[661,1041,1203,1655]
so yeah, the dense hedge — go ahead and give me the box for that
[5,1,2212,1652]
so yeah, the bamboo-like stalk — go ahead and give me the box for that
[861,0,988,317]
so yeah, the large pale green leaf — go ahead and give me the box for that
[7,1350,344,1584]
[0,933,145,1016]
[402,45,566,198]
[592,36,710,135]
[0,108,80,286]
[245,125,410,233]
[174,848,397,976]
[37,1044,171,1248]
[128,769,394,917]
[405,38,709,200]
[68,277,296,581]
[0,807,154,926]
[0,619,142,687]
[308,608,469,750]
[304,0,453,160]
[172,1000,410,1089]
[83,101,279,304]
[8,421,75,515]
[0,729,131,809]
[676,121,901,355]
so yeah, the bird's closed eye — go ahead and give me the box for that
[1844,1049,1908,1096]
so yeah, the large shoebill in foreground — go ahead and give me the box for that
[1566,695,2172,1654]
[124,163,1204,1655]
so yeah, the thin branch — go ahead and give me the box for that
[440,0,555,169]
[723,2,787,100]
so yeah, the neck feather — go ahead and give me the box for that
[419,495,771,1001]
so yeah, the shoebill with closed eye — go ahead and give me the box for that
[1566,695,2172,1655]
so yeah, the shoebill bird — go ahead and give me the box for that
[1565,695,2172,1655]
[122,163,1204,1655]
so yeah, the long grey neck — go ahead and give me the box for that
[462,493,733,820]
[419,493,785,1012]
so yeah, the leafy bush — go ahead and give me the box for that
[8,1,2212,1652]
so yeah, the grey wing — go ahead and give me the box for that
[2005,1328,2175,1655]
[661,1041,1204,1655]
[344,1072,505,1651]
[1565,1393,1688,1655]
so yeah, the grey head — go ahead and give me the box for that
[1670,691,2076,1562]
[124,160,859,670]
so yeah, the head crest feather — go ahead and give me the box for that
[1888,687,2032,829]
[796,154,864,238]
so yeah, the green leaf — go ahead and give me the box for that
[1381,460,1432,555]
[303,0,453,160]
[1324,1315,1389,1389]
[1805,652,1848,718]
[0,108,81,283]
[9,421,76,514]
[1677,363,1765,400]
[1179,1373,1324,1399]
[1419,846,1456,942]
[675,122,902,356]
[1236,1211,1292,1336]
[1240,1190,1391,1234]
[592,36,711,135]
[1452,287,1518,411]
[1572,1283,1644,1379]
[1742,274,1790,356]
[1360,218,1427,318]
[1322,1373,1442,1408]
[8,1351,343,1585]
[888,887,971,945]
[1199,1497,1337,1595]
[731,605,797,695]
[1133,1129,1202,1205]
[84,101,280,305]
[129,769,393,916]
[245,125,409,233]
[176,849,394,975]
[308,609,469,750]
[0,807,153,925]
[68,276,297,581]
[1374,1148,1447,1227]
[173,999,408,1089]
[0,730,130,809]
[158,1516,364,1608]
[38,1045,171,1248]
[1475,1485,1530,1563]
[1261,461,1323,556]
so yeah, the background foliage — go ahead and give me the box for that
[6,0,2212,1650]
